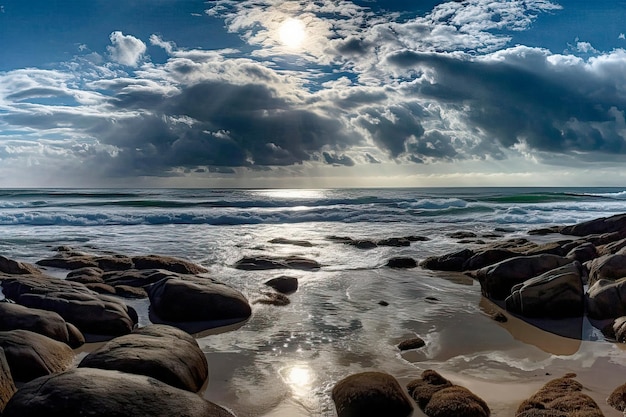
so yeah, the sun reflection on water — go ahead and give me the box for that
[254,189,328,200]
[279,364,315,400]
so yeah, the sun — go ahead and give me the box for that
[278,18,306,49]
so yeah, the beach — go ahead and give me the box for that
[2,187,626,416]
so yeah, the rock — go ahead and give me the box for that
[492,312,508,322]
[523,241,569,256]
[406,370,489,417]
[406,236,430,242]
[516,373,602,417]
[462,249,518,271]
[0,302,85,348]
[65,267,104,284]
[36,252,99,270]
[0,274,137,337]
[448,231,477,239]
[474,254,571,300]
[268,238,313,247]
[252,292,290,306]
[386,257,417,268]
[586,253,626,286]
[0,330,74,382]
[332,371,413,417]
[528,226,562,235]
[79,324,208,392]
[148,276,252,323]
[84,282,117,295]
[397,337,425,351]
[131,254,208,274]
[350,239,378,249]
[598,237,626,256]
[610,316,626,342]
[420,249,475,272]
[94,255,134,271]
[587,278,626,319]
[0,256,41,275]
[560,213,626,237]
[377,237,411,247]
[102,269,178,288]
[565,242,598,263]
[264,276,298,294]
[234,255,320,270]
[3,367,236,417]
[378,300,389,306]
[608,382,626,412]
[114,285,148,298]
[0,349,15,414]
[505,262,584,318]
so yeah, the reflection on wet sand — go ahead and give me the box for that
[479,298,582,355]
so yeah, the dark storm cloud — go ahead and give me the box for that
[406,130,458,161]
[322,151,355,166]
[388,48,626,158]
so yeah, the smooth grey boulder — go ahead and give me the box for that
[0,302,84,347]
[234,255,320,270]
[586,253,626,286]
[79,324,207,392]
[0,256,41,275]
[587,278,626,319]
[505,262,584,318]
[0,330,74,382]
[3,367,236,417]
[332,371,413,417]
[560,213,626,237]
[565,242,598,263]
[420,249,474,272]
[102,269,178,288]
[474,254,571,300]
[131,255,208,274]
[264,276,298,294]
[148,276,251,323]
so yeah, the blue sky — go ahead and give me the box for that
[1,0,626,187]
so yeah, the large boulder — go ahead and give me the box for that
[516,373,602,417]
[148,276,251,323]
[3,367,236,417]
[505,262,584,318]
[462,249,518,271]
[586,252,626,286]
[406,370,489,417]
[332,371,413,417]
[0,256,41,275]
[264,276,298,294]
[79,324,207,392]
[0,330,74,382]
[0,302,84,348]
[608,382,626,412]
[131,255,208,274]
[0,349,16,414]
[234,255,320,270]
[102,269,178,288]
[560,213,626,237]
[420,249,474,272]
[586,278,626,319]
[565,242,598,263]
[474,254,571,300]
[0,274,137,337]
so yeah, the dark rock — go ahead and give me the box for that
[0,274,137,337]
[598,237,626,256]
[264,276,298,294]
[234,255,320,270]
[350,239,378,249]
[516,373,602,417]
[386,257,417,269]
[560,213,626,237]
[0,302,85,348]
[3,367,236,417]
[448,231,477,239]
[0,256,41,275]
[332,371,413,417]
[407,370,489,416]
[587,278,626,319]
[608,382,626,412]
[114,285,148,298]
[611,316,626,342]
[425,297,440,303]
[79,324,208,392]
[397,337,425,351]
[377,238,411,247]
[523,241,569,257]
[268,238,313,247]
[102,269,178,288]
[586,253,626,286]
[65,267,104,284]
[252,292,290,306]
[94,255,134,271]
[0,330,74,382]
[84,282,117,295]
[420,249,475,272]
[528,226,562,235]
[148,276,251,323]
[406,236,430,242]
[505,262,584,318]
[36,253,99,270]
[474,254,571,300]
[0,349,15,414]
[492,312,508,322]
[565,243,598,263]
[463,249,517,270]
[378,300,389,306]
[131,254,208,274]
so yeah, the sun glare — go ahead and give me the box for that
[278,18,306,49]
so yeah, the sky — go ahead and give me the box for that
[1,0,626,188]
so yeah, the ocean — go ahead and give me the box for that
[2,187,626,416]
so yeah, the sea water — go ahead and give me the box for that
[1,187,626,416]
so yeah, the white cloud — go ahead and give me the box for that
[107,31,147,67]
[620,33,625,40]
[149,34,176,55]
